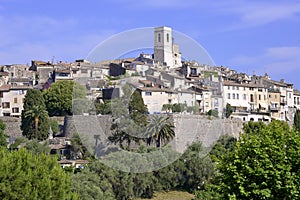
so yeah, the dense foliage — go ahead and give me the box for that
[207,109,219,118]
[21,89,50,140]
[43,80,87,116]
[294,109,300,131]
[70,142,214,200]
[0,119,7,147]
[109,85,149,149]
[162,103,198,113]
[0,148,78,199]
[217,121,300,199]
[225,103,233,118]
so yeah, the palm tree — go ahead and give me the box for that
[146,115,175,147]
[24,105,48,140]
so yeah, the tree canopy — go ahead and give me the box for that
[218,120,300,199]
[225,103,233,118]
[43,80,87,116]
[0,119,7,147]
[0,148,78,199]
[21,89,50,140]
[294,109,300,131]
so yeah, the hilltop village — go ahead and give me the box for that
[1,26,299,123]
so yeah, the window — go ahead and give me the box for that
[244,87,246,91]
[145,91,152,96]
[228,93,230,99]
[214,98,218,107]
[12,107,19,113]
[167,33,169,42]
[237,94,239,100]
[250,87,254,91]
[258,88,263,92]
[236,87,239,90]
[243,94,247,100]
[259,94,261,100]
[2,102,10,108]
[14,98,18,103]
[250,94,254,102]
[269,94,271,98]
[275,95,277,99]
[0,92,3,98]
[233,93,235,99]
[158,33,161,42]
[228,86,230,90]
[289,93,292,99]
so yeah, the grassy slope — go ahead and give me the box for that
[136,190,194,200]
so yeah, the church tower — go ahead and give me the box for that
[154,26,173,67]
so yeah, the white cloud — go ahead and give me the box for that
[206,1,300,30]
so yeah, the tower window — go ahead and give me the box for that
[167,33,169,42]
[158,33,161,42]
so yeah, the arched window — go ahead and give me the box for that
[167,33,169,42]
[158,33,161,42]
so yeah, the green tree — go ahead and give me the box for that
[71,168,115,200]
[10,138,50,154]
[109,85,148,149]
[0,119,7,147]
[207,109,219,118]
[162,104,172,113]
[209,134,237,162]
[294,109,300,131]
[225,103,233,118]
[24,105,49,139]
[218,120,300,199]
[43,80,87,116]
[172,103,186,113]
[146,115,175,147]
[49,118,59,135]
[0,148,78,199]
[95,100,112,115]
[69,132,92,159]
[21,89,50,140]
[128,90,148,126]
[24,139,51,155]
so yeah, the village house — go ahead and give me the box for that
[137,87,177,114]
[0,85,32,117]
[294,90,300,110]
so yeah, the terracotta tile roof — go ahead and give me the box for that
[0,85,10,91]
[137,87,176,93]
[0,72,9,76]
[223,81,265,88]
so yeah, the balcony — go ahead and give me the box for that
[196,95,202,101]
[270,107,279,111]
[280,101,287,105]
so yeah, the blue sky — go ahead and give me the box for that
[0,0,299,88]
